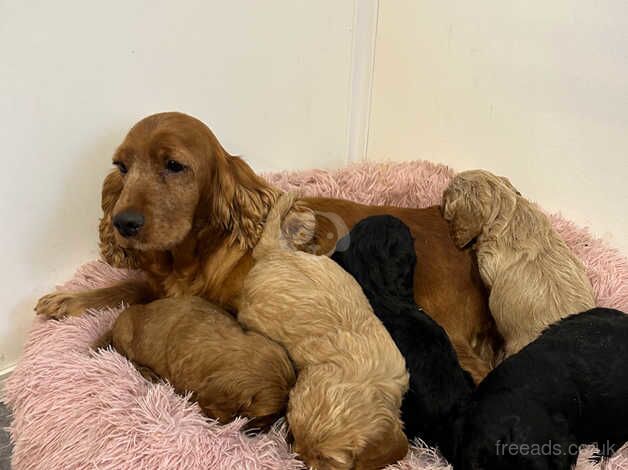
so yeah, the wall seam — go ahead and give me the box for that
[345,0,379,164]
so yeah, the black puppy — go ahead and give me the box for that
[331,215,474,459]
[454,307,628,470]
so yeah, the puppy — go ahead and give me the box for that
[104,296,296,430]
[442,169,595,357]
[331,215,474,460]
[238,194,409,470]
[454,307,628,470]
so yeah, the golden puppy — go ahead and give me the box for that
[105,296,296,430]
[442,170,595,357]
[238,193,409,470]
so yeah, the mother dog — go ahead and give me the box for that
[35,112,496,381]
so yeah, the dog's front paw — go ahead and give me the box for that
[35,292,85,319]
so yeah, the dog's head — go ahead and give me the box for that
[454,396,576,470]
[442,170,520,248]
[291,417,408,470]
[99,112,277,267]
[331,215,416,300]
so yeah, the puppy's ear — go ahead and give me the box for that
[443,187,482,248]
[99,170,140,268]
[441,186,456,221]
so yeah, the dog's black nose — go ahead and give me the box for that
[113,211,144,237]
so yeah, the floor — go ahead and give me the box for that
[0,402,11,469]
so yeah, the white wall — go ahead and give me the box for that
[368,0,628,254]
[0,0,358,370]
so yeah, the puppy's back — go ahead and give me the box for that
[242,198,409,468]
[538,308,628,446]
[479,307,628,412]
[457,308,628,468]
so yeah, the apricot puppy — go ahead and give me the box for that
[106,296,296,429]
[238,193,409,470]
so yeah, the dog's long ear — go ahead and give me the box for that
[209,150,278,248]
[99,170,140,269]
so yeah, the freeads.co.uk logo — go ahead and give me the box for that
[496,440,625,460]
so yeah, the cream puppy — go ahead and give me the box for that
[442,170,595,357]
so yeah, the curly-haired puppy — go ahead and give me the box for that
[238,194,409,470]
[331,215,474,459]
[104,296,296,430]
[442,169,595,357]
[454,307,628,470]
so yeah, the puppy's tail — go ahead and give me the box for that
[253,192,296,260]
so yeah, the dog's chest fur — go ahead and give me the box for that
[143,239,251,311]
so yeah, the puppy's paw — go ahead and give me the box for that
[35,292,85,319]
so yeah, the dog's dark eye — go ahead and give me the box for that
[166,160,185,173]
[113,161,128,174]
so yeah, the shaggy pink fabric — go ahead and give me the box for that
[4,161,627,470]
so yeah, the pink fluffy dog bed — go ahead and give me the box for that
[5,161,628,470]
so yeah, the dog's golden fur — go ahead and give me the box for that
[237,193,409,470]
[442,170,596,357]
[103,296,296,429]
[35,112,496,383]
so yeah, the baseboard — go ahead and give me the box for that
[0,364,15,391]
